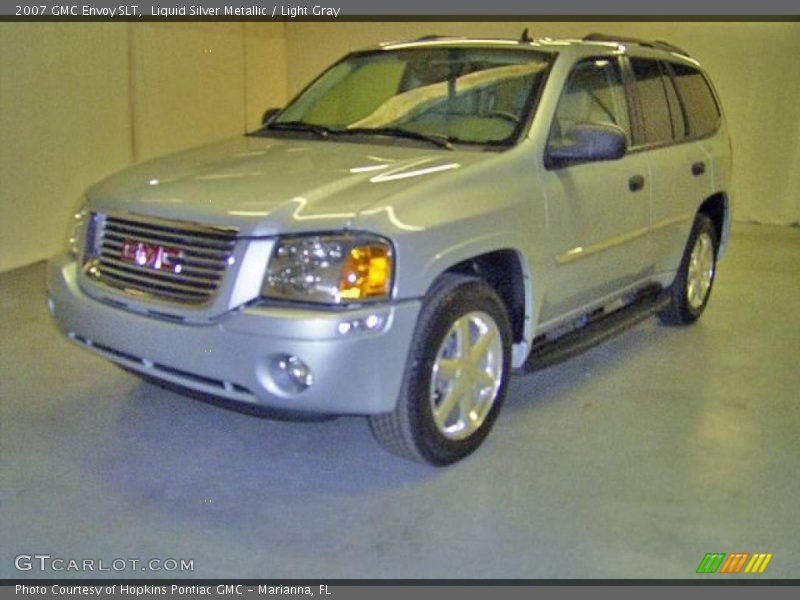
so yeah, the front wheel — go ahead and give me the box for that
[369,274,512,465]
[659,213,718,325]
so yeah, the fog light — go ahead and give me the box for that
[272,354,313,394]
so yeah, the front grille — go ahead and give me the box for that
[86,213,238,306]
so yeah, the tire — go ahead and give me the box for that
[369,273,512,465]
[658,213,718,326]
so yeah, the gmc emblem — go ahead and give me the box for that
[120,239,183,273]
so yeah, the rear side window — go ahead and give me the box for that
[629,57,673,146]
[669,62,721,138]
[660,63,687,139]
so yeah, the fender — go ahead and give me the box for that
[417,232,539,368]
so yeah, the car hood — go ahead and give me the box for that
[88,135,493,236]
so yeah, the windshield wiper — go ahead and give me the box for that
[264,121,332,139]
[335,127,454,150]
[263,122,454,150]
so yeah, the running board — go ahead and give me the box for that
[522,288,670,373]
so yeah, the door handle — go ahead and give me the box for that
[692,161,706,176]
[628,174,645,192]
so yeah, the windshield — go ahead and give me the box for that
[269,47,552,147]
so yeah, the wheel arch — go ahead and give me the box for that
[427,247,535,368]
[697,191,730,258]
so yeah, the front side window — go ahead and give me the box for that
[270,47,552,146]
[630,57,673,146]
[549,57,631,147]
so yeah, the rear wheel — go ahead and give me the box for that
[659,213,718,325]
[369,274,512,465]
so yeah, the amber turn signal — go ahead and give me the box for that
[339,244,392,300]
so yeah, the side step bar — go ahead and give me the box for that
[522,288,670,373]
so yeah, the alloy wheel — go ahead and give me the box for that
[428,311,504,441]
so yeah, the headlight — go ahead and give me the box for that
[262,234,393,305]
[67,203,89,257]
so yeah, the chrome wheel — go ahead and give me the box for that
[429,311,504,441]
[686,231,715,310]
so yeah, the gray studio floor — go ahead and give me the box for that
[1,223,798,579]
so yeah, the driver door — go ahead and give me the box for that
[539,56,653,323]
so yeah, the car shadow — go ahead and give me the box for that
[85,372,435,506]
[86,317,673,508]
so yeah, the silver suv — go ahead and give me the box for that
[48,34,732,464]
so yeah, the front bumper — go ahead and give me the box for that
[46,255,421,415]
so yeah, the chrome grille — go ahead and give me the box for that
[86,213,238,306]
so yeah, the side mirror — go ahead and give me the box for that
[547,123,626,167]
[261,107,281,125]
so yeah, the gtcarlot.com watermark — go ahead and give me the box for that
[14,554,194,573]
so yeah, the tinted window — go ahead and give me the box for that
[630,58,673,145]
[660,62,687,139]
[669,62,720,137]
[550,57,631,146]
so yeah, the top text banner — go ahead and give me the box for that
[4,0,800,17]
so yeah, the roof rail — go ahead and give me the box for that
[409,33,535,46]
[582,33,691,57]
[652,39,691,57]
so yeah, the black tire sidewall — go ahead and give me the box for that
[673,214,718,323]
[405,279,512,465]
